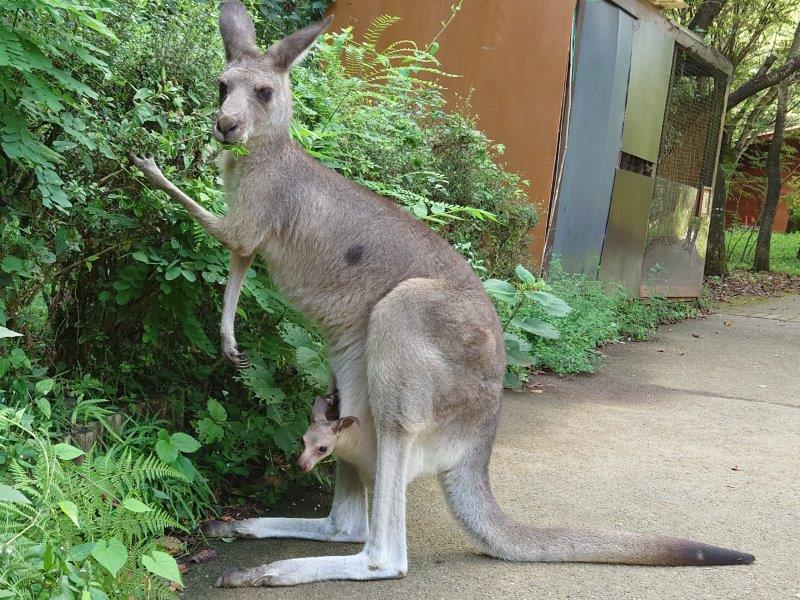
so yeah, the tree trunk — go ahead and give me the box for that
[753,83,789,271]
[705,130,732,276]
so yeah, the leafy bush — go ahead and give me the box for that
[0,408,207,598]
[0,0,541,596]
[521,268,699,374]
[483,266,573,388]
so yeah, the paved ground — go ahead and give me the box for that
[185,295,800,600]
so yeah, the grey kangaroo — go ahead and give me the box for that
[129,0,754,587]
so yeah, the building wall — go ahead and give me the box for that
[727,137,800,232]
[329,0,575,266]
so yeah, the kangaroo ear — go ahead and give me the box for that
[311,395,332,423]
[266,15,332,71]
[333,416,359,433]
[219,0,261,62]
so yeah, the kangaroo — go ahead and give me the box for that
[129,0,754,587]
[297,394,359,473]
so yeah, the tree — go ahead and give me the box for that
[753,20,800,270]
[672,0,800,275]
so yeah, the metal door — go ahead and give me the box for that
[549,0,634,276]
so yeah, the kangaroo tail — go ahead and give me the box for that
[440,429,754,567]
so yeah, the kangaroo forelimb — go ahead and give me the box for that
[128,153,230,246]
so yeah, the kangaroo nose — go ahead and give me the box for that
[216,117,238,135]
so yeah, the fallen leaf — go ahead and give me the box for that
[189,548,218,565]
[157,536,185,555]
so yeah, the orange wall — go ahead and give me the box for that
[330,1,575,265]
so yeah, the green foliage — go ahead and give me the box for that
[727,228,800,275]
[1,0,536,502]
[483,265,572,388]
[0,409,195,598]
[521,268,699,375]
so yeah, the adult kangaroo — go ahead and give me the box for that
[129,1,754,587]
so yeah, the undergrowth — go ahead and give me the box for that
[726,228,800,275]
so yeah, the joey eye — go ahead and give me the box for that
[256,87,273,102]
[318,446,328,454]
[218,81,228,104]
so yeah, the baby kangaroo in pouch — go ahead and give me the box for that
[130,0,754,588]
[298,394,359,473]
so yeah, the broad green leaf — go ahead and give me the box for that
[92,538,127,577]
[0,256,23,273]
[122,497,152,513]
[0,483,31,505]
[483,279,517,303]
[35,378,54,395]
[36,397,52,419]
[207,398,227,423]
[173,455,197,482]
[142,550,183,585]
[0,326,22,338]
[53,443,85,460]
[524,290,572,317]
[9,347,27,367]
[90,588,110,600]
[514,265,536,285]
[273,426,296,455]
[170,432,200,453]
[59,500,80,528]
[155,439,178,463]
[164,265,181,281]
[504,371,523,389]
[69,542,96,561]
[196,418,224,444]
[510,317,561,340]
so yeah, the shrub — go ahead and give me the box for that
[1,0,535,509]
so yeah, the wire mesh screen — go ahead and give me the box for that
[641,46,727,297]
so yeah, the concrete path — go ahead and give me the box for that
[185,295,800,600]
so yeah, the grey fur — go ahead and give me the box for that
[130,1,754,587]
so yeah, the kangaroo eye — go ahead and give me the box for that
[318,446,328,454]
[257,87,273,102]
[218,81,227,104]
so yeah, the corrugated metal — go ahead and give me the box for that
[549,0,634,276]
[329,1,575,267]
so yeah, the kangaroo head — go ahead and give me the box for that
[215,0,331,146]
[297,395,359,472]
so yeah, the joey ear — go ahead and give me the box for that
[312,395,333,423]
[266,15,333,71]
[333,416,359,433]
[219,0,261,62]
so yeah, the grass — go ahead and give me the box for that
[527,271,699,374]
[726,229,800,275]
